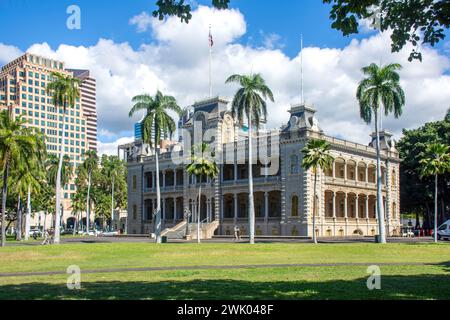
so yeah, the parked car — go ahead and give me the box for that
[436,220,450,241]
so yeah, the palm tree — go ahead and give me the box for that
[14,163,45,241]
[0,110,39,246]
[102,156,124,231]
[80,150,98,234]
[301,139,334,244]
[46,72,80,244]
[46,154,73,231]
[129,90,182,243]
[419,143,450,243]
[71,190,86,235]
[186,143,219,243]
[225,73,274,244]
[19,129,46,241]
[356,63,405,244]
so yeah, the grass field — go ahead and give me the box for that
[0,242,449,300]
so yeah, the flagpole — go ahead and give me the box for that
[300,34,304,105]
[209,24,213,98]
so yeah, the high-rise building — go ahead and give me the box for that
[68,69,98,152]
[0,53,97,228]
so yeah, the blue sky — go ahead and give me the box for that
[0,0,379,57]
[1,1,449,153]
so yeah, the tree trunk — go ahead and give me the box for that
[155,149,162,243]
[374,111,386,243]
[312,171,318,244]
[111,178,115,231]
[197,181,202,244]
[247,114,255,244]
[43,212,47,233]
[24,185,31,241]
[54,105,67,244]
[1,162,10,247]
[434,174,438,243]
[16,195,22,241]
[86,172,91,234]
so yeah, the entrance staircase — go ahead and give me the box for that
[161,220,219,240]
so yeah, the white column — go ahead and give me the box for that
[365,166,369,183]
[355,195,359,219]
[332,192,336,219]
[344,161,348,180]
[344,193,348,219]
[355,165,359,182]
[173,170,177,187]
[173,197,177,224]
[264,192,269,223]
[234,193,238,224]
[365,196,369,219]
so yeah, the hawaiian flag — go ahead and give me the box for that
[209,27,214,48]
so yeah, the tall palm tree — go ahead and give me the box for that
[80,150,98,234]
[102,156,125,231]
[419,143,450,243]
[46,154,73,232]
[14,163,45,241]
[20,129,46,240]
[71,190,86,235]
[301,139,334,244]
[356,63,405,244]
[0,110,38,247]
[225,73,274,244]
[46,72,80,244]
[129,90,182,243]
[186,143,219,243]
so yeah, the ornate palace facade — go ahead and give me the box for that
[125,97,401,238]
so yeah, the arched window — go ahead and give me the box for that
[290,154,299,174]
[292,195,299,216]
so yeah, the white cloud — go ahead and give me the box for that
[4,5,449,155]
[0,43,23,65]
[98,137,134,156]
[129,12,153,33]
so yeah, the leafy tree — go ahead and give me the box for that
[71,188,86,234]
[46,72,80,244]
[101,155,127,230]
[153,0,230,23]
[419,143,450,242]
[79,150,98,233]
[13,145,46,241]
[301,139,334,244]
[0,111,39,247]
[129,90,182,243]
[356,63,405,243]
[186,143,219,243]
[323,0,450,62]
[226,73,274,244]
[396,120,450,229]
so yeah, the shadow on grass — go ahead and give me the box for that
[1,273,449,300]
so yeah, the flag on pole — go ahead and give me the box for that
[209,26,214,48]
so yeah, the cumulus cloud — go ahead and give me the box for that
[0,43,23,65]
[3,6,449,155]
[129,12,153,33]
[98,137,134,156]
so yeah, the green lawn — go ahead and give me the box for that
[0,243,449,300]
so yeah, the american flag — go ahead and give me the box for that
[209,27,214,48]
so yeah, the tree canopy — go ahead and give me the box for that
[323,0,450,62]
[397,119,450,226]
